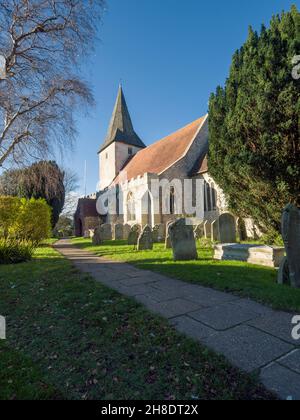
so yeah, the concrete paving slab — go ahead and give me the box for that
[180,284,239,307]
[189,301,260,330]
[170,316,216,341]
[248,311,299,346]
[134,296,202,319]
[203,325,293,372]
[277,350,300,375]
[261,363,300,400]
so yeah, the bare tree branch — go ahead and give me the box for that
[0,0,105,166]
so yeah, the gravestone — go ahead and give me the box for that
[100,224,112,241]
[238,218,248,241]
[152,224,165,243]
[204,221,211,239]
[123,224,131,240]
[211,219,220,242]
[278,204,300,288]
[218,213,236,243]
[214,243,284,268]
[194,223,204,240]
[113,224,124,240]
[165,221,173,249]
[278,257,290,285]
[137,225,153,251]
[92,227,102,246]
[169,218,198,261]
[128,225,140,246]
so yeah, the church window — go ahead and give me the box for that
[170,187,175,215]
[206,183,212,211]
[106,153,108,159]
[128,147,133,156]
[211,183,217,211]
[127,192,136,221]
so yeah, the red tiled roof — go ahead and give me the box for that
[113,116,206,185]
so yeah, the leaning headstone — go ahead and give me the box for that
[204,221,211,239]
[169,218,198,261]
[278,204,300,288]
[194,223,204,240]
[100,224,112,241]
[123,224,131,240]
[137,225,153,251]
[218,213,236,243]
[165,221,173,249]
[92,227,102,245]
[211,219,220,242]
[128,225,140,246]
[113,224,124,240]
[152,224,165,243]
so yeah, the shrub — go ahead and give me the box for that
[0,196,51,245]
[16,198,52,245]
[0,196,51,264]
[0,239,34,264]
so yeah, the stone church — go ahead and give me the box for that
[74,86,227,236]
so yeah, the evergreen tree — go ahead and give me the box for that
[208,5,300,234]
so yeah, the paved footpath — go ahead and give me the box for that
[55,239,300,400]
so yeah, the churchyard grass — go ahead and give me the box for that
[0,244,275,400]
[72,238,300,313]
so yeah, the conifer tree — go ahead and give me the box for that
[208,6,300,234]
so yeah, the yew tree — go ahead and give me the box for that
[208,5,300,234]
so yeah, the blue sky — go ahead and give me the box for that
[65,0,297,196]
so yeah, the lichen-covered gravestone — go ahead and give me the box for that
[100,224,112,241]
[92,227,102,245]
[128,224,140,246]
[152,224,165,243]
[218,213,236,243]
[278,204,300,288]
[211,219,220,242]
[169,218,198,261]
[137,225,153,251]
[204,221,211,239]
[113,224,124,240]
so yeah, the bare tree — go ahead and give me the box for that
[0,0,105,166]
[62,167,80,216]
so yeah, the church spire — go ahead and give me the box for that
[99,86,145,153]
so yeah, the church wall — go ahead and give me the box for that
[115,142,143,177]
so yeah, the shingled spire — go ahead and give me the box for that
[99,86,146,153]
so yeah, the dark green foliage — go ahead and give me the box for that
[0,239,34,264]
[0,161,65,228]
[208,6,300,234]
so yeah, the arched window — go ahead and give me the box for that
[211,183,217,211]
[170,186,175,215]
[127,192,136,221]
[206,182,212,211]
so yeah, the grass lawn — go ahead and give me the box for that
[0,244,275,400]
[72,238,300,313]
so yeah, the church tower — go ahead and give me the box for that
[98,86,146,190]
